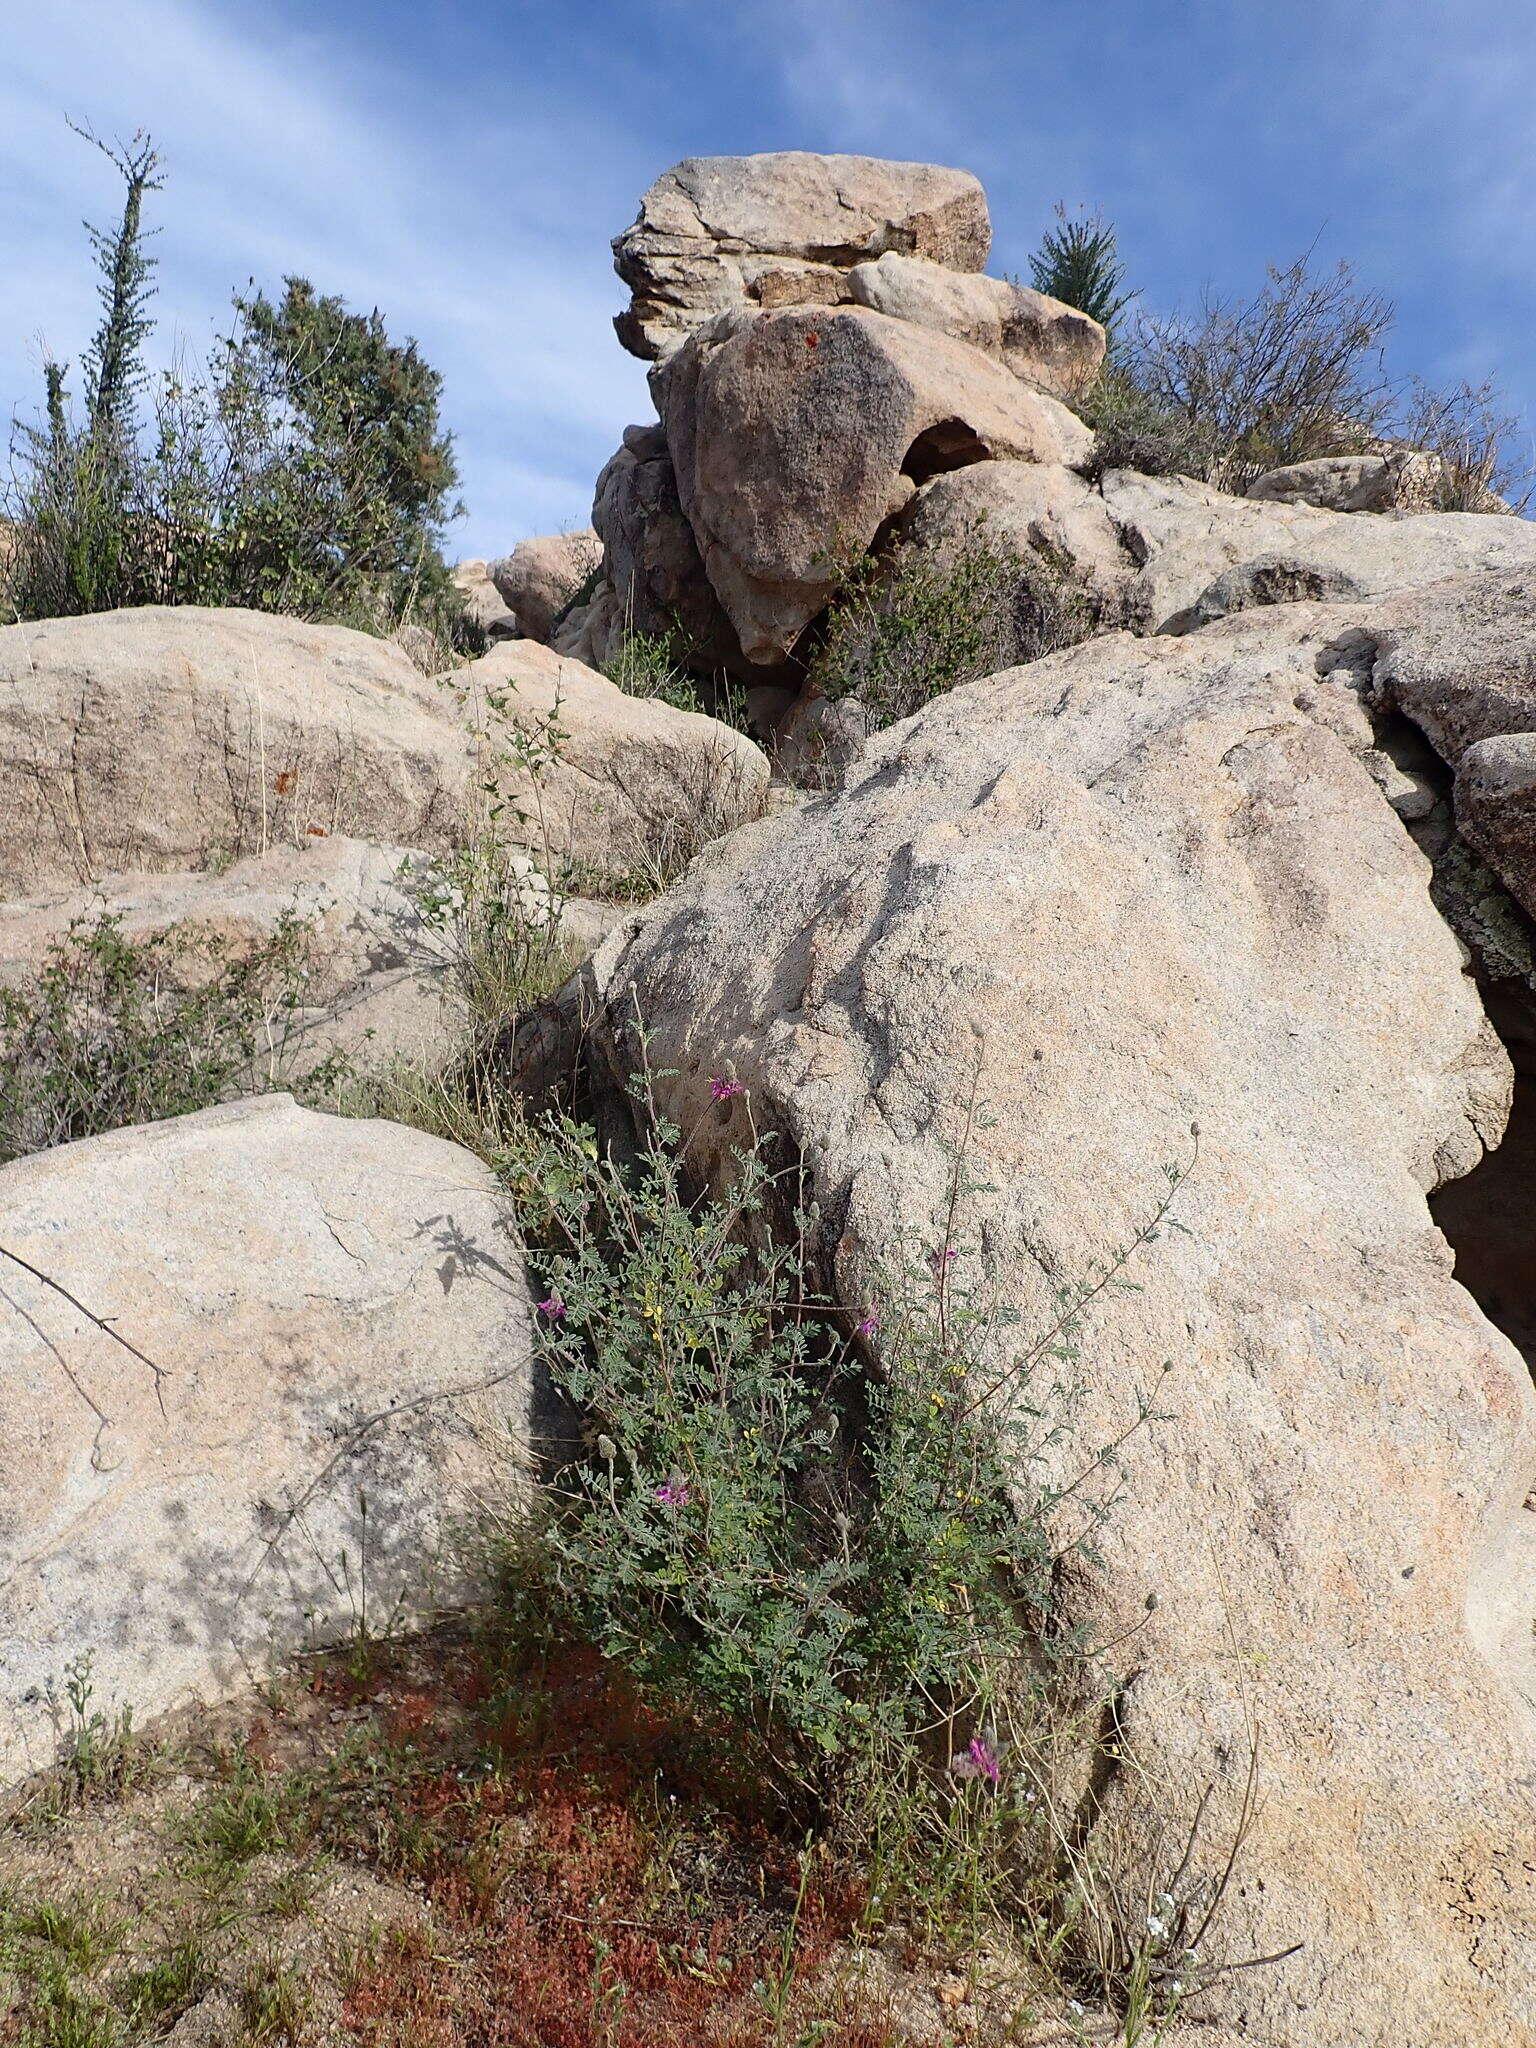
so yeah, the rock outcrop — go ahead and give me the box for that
[1246,450,1447,514]
[451,638,769,882]
[845,253,1105,398]
[554,605,1536,2045]
[655,305,1093,663]
[1365,568,1536,924]
[0,607,470,896]
[591,425,744,671]
[1096,471,1536,632]
[451,558,521,640]
[0,605,765,901]
[613,152,990,361]
[489,529,599,643]
[0,1095,531,1786]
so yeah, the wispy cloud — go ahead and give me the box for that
[6,0,1536,551]
[0,0,652,554]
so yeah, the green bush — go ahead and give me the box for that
[1076,372,1217,482]
[3,126,472,654]
[497,1066,1160,1812]
[810,522,1097,732]
[0,913,347,1162]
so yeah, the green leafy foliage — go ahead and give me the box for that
[810,521,1097,733]
[499,1065,1167,1810]
[0,912,348,1162]
[3,126,472,652]
[604,626,703,712]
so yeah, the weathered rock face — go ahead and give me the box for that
[0,834,604,1073]
[1098,471,1536,632]
[489,529,600,644]
[0,608,470,897]
[0,1095,531,1787]
[898,459,1132,600]
[846,253,1105,398]
[563,605,1536,2045]
[1247,450,1446,514]
[0,606,763,904]
[450,638,769,882]
[590,425,743,671]
[1364,568,1536,924]
[656,305,1093,664]
[613,152,990,362]
[451,559,521,639]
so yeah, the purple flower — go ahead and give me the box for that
[931,1246,958,1271]
[656,1478,691,1508]
[708,1075,744,1102]
[856,1306,879,1338]
[950,1735,1001,1786]
[538,1294,567,1319]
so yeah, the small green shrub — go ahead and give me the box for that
[604,626,703,712]
[810,523,1097,732]
[0,912,348,1162]
[1076,372,1216,482]
[500,1065,1163,1809]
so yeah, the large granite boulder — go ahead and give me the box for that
[656,305,1093,664]
[489,529,600,644]
[555,604,1536,2045]
[0,606,762,904]
[1096,471,1536,632]
[448,639,769,885]
[846,253,1105,399]
[0,608,471,898]
[614,152,990,362]
[0,1095,531,1787]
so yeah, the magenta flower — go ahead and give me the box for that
[856,1306,879,1338]
[538,1293,567,1319]
[708,1075,744,1102]
[656,1478,691,1508]
[950,1735,1001,1786]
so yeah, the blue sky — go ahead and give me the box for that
[5,0,1535,559]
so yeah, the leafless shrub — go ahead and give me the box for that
[1394,374,1531,512]
[1128,257,1396,495]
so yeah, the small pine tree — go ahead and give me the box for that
[1028,205,1138,345]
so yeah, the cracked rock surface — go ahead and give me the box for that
[557,603,1536,2047]
[0,1094,533,1785]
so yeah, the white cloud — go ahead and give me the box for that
[0,0,652,555]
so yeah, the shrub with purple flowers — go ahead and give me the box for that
[500,1060,1175,1811]
[487,1056,1222,2031]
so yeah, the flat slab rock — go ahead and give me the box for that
[0,1095,533,1788]
[562,603,1536,2045]
[613,151,990,361]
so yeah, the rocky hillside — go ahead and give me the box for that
[4,151,1536,2048]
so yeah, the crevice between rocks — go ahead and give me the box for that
[1357,690,1536,1376]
